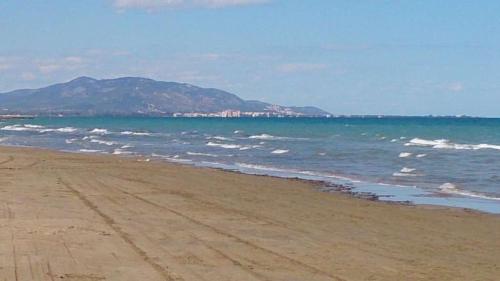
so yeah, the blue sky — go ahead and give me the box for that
[1,0,499,116]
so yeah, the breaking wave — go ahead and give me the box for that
[439,183,500,201]
[405,138,500,151]
[271,149,289,154]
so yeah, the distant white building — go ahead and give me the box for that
[221,110,241,118]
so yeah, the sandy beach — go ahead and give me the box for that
[0,146,499,281]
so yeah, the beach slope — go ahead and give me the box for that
[0,146,499,280]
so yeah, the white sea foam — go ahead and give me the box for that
[1,125,32,131]
[405,138,500,151]
[271,149,289,154]
[206,142,241,149]
[121,145,134,149]
[239,145,261,151]
[187,152,219,157]
[207,136,233,141]
[400,167,416,173]
[24,124,44,128]
[40,127,78,133]
[112,149,132,155]
[151,153,192,163]
[90,139,117,146]
[248,133,307,141]
[65,138,78,144]
[399,152,412,158]
[90,128,110,135]
[235,163,355,182]
[416,154,427,158]
[393,167,418,177]
[439,183,500,201]
[390,139,398,142]
[59,127,77,133]
[233,130,243,134]
[249,134,284,140]
[393,172,418,177]
[78,149,102,153]
[120,131,152,136]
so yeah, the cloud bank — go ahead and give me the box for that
[112,0,270,10]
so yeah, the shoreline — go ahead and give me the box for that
[1,145,499,280]
[1,142,499,214]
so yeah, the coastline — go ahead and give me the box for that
[2,117,500,214]
[1,145,499,280]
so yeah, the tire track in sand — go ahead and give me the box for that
[57,175,182,281]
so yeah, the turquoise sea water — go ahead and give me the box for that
[1,117,499,213]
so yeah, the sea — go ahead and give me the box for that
[1,116,499,213]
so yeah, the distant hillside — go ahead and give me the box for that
[0,77,330,117]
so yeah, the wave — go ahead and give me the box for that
[416,154,427,158]
[207,136,234,141]
[393,167,419,177]
[78,149,103,153]
[187,152,219,157]
[249,134,284,140]
[239,145,261,151]
[399,152,412,158]
[112,148,133,155]
[271,149,289,154]
[90,139,117,146]
[65,138,78,144]
[248,134,307,141]
[89,128,110,135]
[439,183,500,201]
[24,124,44,128]
[120,131,152,136]
[1,124,78,134]
[400,167,416,173]
[393,172,418,177]
[41,127,78,133]
[234,163,355,182]
[405,138,500,151]
[151,153,192,163]
[206,142,241,149]
[1,125,35,131]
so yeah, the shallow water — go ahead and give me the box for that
[1,117,499,213]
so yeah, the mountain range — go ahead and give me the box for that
[0,77,330,117]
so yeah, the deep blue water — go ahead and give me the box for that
[1,117,499,213]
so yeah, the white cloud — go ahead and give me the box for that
[277,63,328,73]
[112,0,270,10]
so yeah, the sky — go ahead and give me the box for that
[1,0,500,116]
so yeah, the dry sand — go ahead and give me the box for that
[0,146,499,281]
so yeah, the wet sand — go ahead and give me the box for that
[0,146,499,281]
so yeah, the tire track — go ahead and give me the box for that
[57,175,182,281]
[0,156,14,165]
[113,175,294,231]
[109,181,347,281]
